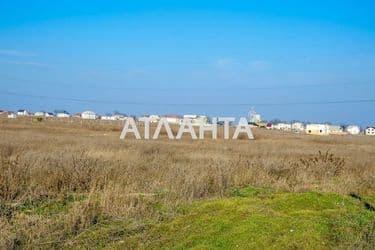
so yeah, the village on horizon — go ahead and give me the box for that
[1,108,374,136]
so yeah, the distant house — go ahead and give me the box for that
[164,115,182,125]
[346,125,360,135]
[45,112,54,117]
[266,122,273,130]
[7,112,16,119]
[328,125,346,135]
[273,123,292,131]
[291,122,304,133]
[81,111,97,120]
[0,110,7,117]
[113,114,127,120]
[305,124,329,135]
[34,111,45,117]
[101,114,116,120]
[56,111,70,118]
[149,115,160,123]
[138,114,160,123]
[183,114,209,126]
[365,127,375,136]
[17,109,30,116]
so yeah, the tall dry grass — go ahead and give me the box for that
[0,118,374,247]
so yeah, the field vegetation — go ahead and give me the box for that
[0,117,374,249]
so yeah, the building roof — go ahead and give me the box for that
[183,114,198,118]
[306,123,329,126]
[164,114,182,118]
[82,111,96,115]
[328,125,343,129]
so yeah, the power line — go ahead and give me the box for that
[0,90,374,107]
[0,73,373,92]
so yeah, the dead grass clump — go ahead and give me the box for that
[0,145,32,201]
[0,218,16,249]
[266,150,347,192]
[99,184,169,219]
[357,177,375,196]
[65,198,101,235]
[299,150,345,179]
[0,145,115,203]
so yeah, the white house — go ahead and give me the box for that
[81,111,97,120]
[183,114,209,126]
[138,114,160,123]
[305,124,329,135]
[291,122,304,132]
[17,109,30,116]
[365,127,375,136]
[273,123,292,131]
[101,114,117,120]
[149,115,160,123]
[73,113,81,118]
[34,111,45,117]
[56,111,70,118]
[7,112,16,119]
[346,125,360,135]
[328,125,346,135]
[113,114,127,120]
[164,115,182,125]
[45,112,54,117]
[7,112,17,119]
[138,115,149,122]
[101,116,113,120]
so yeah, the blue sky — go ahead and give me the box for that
[0,1,374,125]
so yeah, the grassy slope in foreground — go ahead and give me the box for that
[112,187,374,249]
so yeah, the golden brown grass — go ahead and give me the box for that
[0,117,374,248]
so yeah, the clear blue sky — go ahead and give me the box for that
[0,1,374,125]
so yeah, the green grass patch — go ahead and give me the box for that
[6,188,374,249]
[17,194,87,216]
[114,188,375,249]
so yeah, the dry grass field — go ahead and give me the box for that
[0,117,374,249]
